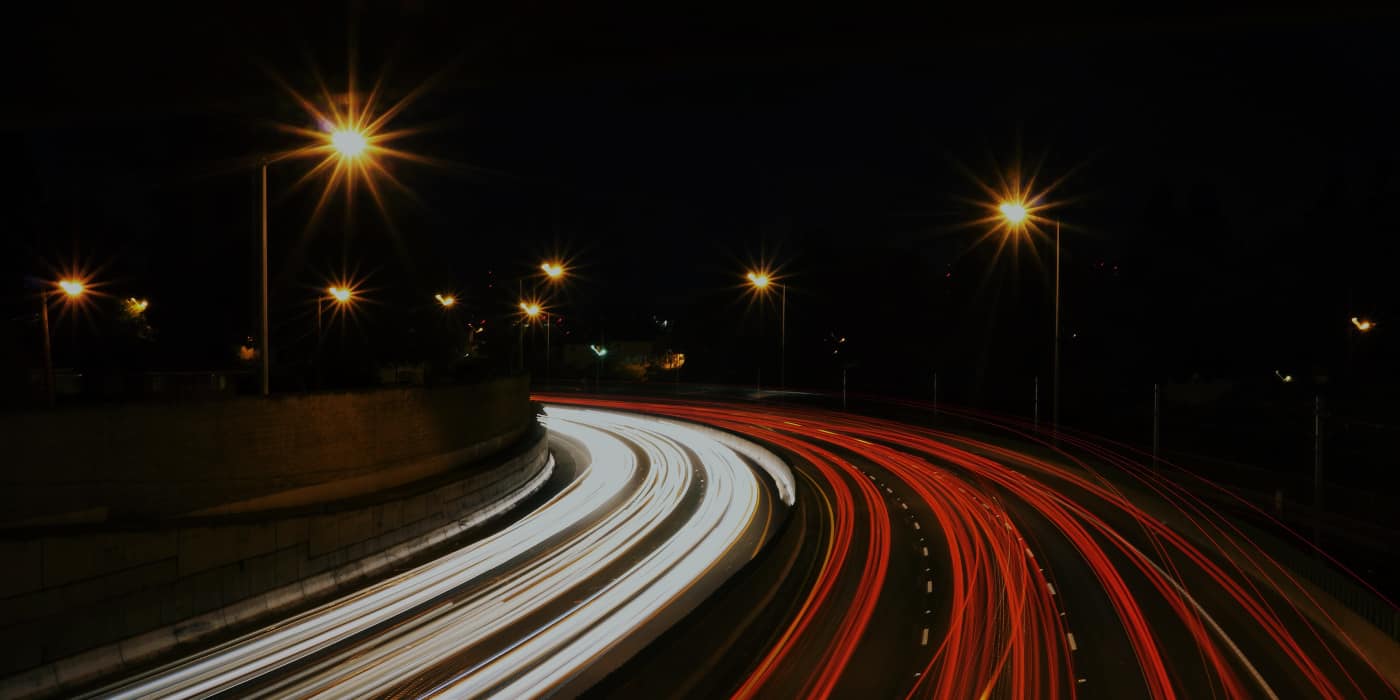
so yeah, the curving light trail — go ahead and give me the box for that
[540,394,1400,700]
[82,406,791,699]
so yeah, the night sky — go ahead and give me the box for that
[4,3,1398,420]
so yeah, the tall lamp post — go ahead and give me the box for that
[746,270,786,390]
[590,343,608,390]
[999,201,1061,432]
[259,127,369,397]
[39,279,87,407]
[540,262,566,381]
[519,301,542,373]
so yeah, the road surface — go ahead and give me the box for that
[545,395,1399,700]
[80,406,791,699]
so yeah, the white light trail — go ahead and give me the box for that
[85,406,789,699]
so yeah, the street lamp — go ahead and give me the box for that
[539,262,568,380]
[746,270,787,390]
[998,199,1063,433]
[124,298,150,315]
[435,293,457,308]
[39,278,88,406]
[258,125,371,397]
[317,285,355,345]
[590,343,608,389]
[519,300,543,373]
[1351,317,1375,332]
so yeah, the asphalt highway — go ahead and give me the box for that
[546,395,1399,700]
[80,406,791,699]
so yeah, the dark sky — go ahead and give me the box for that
[4,3,1398,411]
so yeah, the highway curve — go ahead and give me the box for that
[79,406,791,699]
[546,395,1399,700]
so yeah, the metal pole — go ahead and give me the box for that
[259,160,270,397]
[780,284,786,389]
[314,297,324,390]
[1152,383,1161,472]
[1033,375,1039,429]
[1052,219,1061,433]
[39,294,54,407]
[1313,395,1323,512]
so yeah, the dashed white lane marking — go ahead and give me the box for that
[1067,633,1078,651]
[913,522,920,530]
[1046,582,1057,596]
[1077,678,1087,685]
[900,502,908,510]
[921,546,929,557]
[921,628,929,646]
[926,580,933,594]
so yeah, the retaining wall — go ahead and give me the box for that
[0,426,550,698]
[0,376,531,526]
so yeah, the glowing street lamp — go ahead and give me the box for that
[745,269,787,390]
[58,279,86,298]
[590,344,608,388]
[317,285,356,345]
[997,197,1063,433]
[257,126,374,397]
[124,298,150,315]
[435,293,457,308]
[1351,317,1376,333]
[541,262,565,280]
[518,300,544,373]
[330,128,369,159]
[38,277,90,407]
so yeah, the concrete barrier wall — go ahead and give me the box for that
[0,376,531,526]
[0,427,549,697]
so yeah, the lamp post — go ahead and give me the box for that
[746,270,786,390]
[39,278,87,407]
[999,202,1061,432]
[258,127,369,397]
[591,343,608,390]
[540,262,566,382]
[519,301,542,374]
[317,286,354,346]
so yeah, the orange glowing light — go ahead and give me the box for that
[329,286,353,303]
[1351,317,1375,332]
[435,294,456,308]
[520,301,542,318]
[999,201,1029,226]
[58,279,86,298]
[746,271,772,289]
[125,298,149,314]
[541,262,565,280]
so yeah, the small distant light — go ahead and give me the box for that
[541,262,566,279]
[1275,370,1294,384]
[435,293,456,308]
[1351,317,1375,332]
[125,298,149,314]
[747,271,771,289]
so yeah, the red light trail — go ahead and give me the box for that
[539,393,1399,700]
